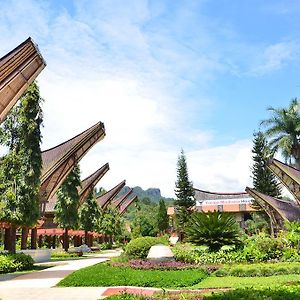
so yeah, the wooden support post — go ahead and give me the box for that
[21,228,29,250]
[31,227,37,249]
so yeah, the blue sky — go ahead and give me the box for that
[1,0,300,197]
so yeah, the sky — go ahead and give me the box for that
[1,0,300,197]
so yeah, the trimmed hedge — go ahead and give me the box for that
[124,236,168,259]
[0,253,34,273]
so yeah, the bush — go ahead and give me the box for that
[100,242,113,250]
[0,253,34,273]
[51,251,81,259]
[124,236,168,259]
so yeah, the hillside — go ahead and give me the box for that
[119,186,174,203]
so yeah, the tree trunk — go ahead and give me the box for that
[63,228,69,252]
[38,235,43,248]
[21,227,29,250]
[84,230,88,245]
[4,228,10,250]
[52,236,56,249]
[31,227,37,249]
[9,224,17,254]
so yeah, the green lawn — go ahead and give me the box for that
[194,274,300,288]
[57,262,208,288]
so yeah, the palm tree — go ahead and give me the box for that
[261,98,300,169]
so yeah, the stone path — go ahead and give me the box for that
[0,250,122,300]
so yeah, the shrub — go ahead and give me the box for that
[0,253,34,273]
[186,211,242,251]
[100,242,113,250]
[124,236,168,259]
[51,251,81,259]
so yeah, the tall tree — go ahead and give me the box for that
[157,199,169,234]
[252,131,282,198]
[261,98,300,168]
[54,164,81,252]
[174,149,195,236]
[0,82,43,253]
[79,191,101,245]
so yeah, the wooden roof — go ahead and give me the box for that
[267,158,300,205]
[96,180,126,209]
[79,163,110,206]
[246,187,300,224]
[112,188,133,208]
[119,195,138,215]
[0,37,46,122]
[194,188,249,201]
[40,122,105,203]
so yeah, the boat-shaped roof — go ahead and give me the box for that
[0,37,46,122]
[119,195,138,215]
[112,188,133,209]
[96,180,126,209]
[40,122,105,203]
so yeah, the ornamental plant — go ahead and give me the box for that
[186,211,242,251]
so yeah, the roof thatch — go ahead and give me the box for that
[246,187,300,225]
[79,163,110,206]
[40,122,105,203]
[96,180,126,209]
[194,188,249,201]
[267,158,300,205]
[119,195,138,215]
[112,188,133,209]
[0,37,46,122]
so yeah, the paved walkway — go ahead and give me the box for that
[0,250,122,300]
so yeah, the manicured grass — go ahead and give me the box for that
[57,262,208,288]
[194,274,300,288]
[214,262,300,277]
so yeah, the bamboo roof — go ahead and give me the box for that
[119,195,138,215]
[112,188,133,208]
[0,37,46,122]
[246,187,300,223]
[40,122,105,203]
[96,180,126,209]
[267,158,300,205]
[79,163,110,206]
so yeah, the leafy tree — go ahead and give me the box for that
[174,149,195,234]
[0,82,43,253]
[252,131,281,198]
[157,199,169,234]
[261,98,300,168]
[98,206,123,243]
[54,164,81,251]
[79,191,101,244]
[186,211,242,251]
[245,213,269,235]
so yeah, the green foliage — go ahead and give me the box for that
[244,213,269,235]
[0,253,34,273]
[157,199,169,233]
[0,82,43,227]
[186,211,242,251]
[55,164,81,229]
[51,251,82,260]
[57,262,208,288]
[174,149,195,231]
[79,192,101,232]
[98,206,123,240]
[124,236,168,259]
[130,199,158,237]
[251,131,281,199]
[214,262,300,277]
[261,98,300,167]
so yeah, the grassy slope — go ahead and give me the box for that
[57,263,208,288]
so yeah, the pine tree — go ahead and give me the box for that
[157,199,169,234]
[174,149,195,235]
[54,164,81,251]
[79,191,101,245]
[252,131,281,198]
[0,82,43,253]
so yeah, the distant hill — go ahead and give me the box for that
[119,186,174,203]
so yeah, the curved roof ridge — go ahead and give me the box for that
[119,195,138,215]
[112,188,133,209]
[194,188,248,196]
